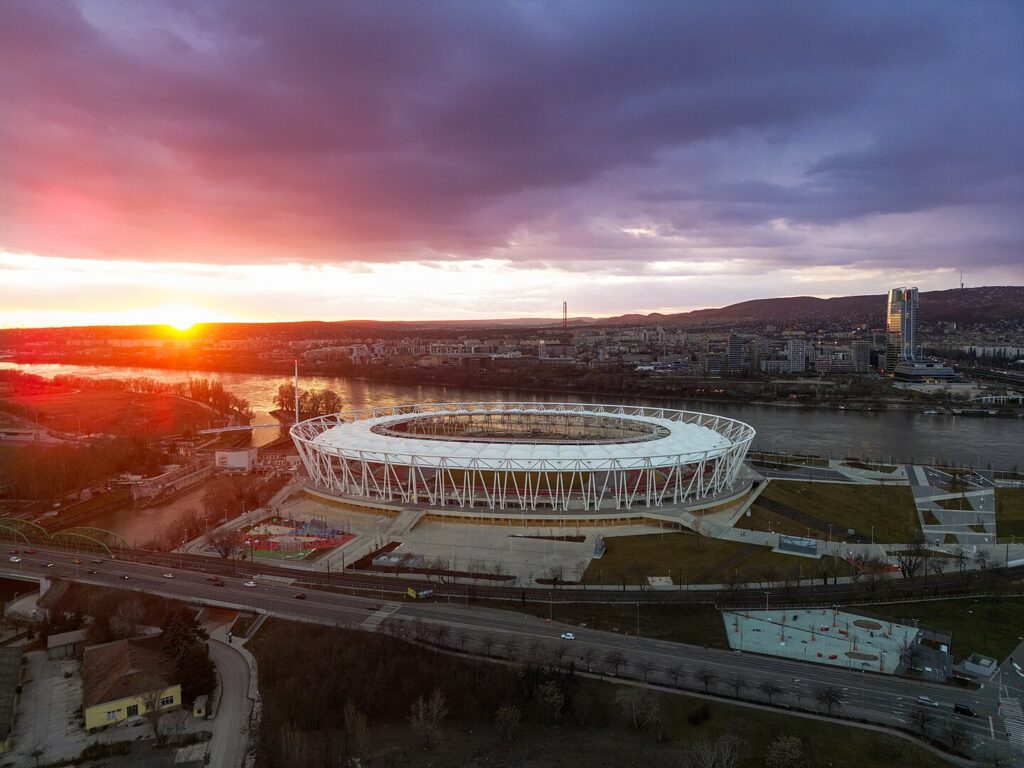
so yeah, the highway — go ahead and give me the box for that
[107,544,1024,609]
[4,545,1020,764]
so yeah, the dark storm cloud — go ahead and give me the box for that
[0,0,1020,273]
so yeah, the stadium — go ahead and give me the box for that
[290,402,756,522]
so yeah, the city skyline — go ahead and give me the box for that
[1,2,1023,328]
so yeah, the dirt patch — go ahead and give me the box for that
[853,619,883,630]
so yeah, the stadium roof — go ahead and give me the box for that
[308,404,742,469]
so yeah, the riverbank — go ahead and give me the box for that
[4,361,1022,469]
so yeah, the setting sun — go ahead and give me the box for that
[159,304,201,332]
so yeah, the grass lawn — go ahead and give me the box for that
[935,496,973,511]
[580,532,828,585]
[5,386,214,436]
[738,480,919,543]
[867,598,1024,662]
[996,487,1024,540]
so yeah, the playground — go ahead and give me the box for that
[722,607,920,675]
[241,515,354,561]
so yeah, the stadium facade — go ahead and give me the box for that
[290,402,755,518]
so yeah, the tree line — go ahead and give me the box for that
[273,384,342,420]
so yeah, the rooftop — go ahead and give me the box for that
[82,638,179,708]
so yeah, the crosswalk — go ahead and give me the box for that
[1001,696,1024,751]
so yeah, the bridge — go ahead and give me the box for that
[197,423,285,435]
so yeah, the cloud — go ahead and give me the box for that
[0,0,1020,290]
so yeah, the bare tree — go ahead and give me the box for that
[895,532,927,579]
[581,646,597,672]
[912,708,932,736]
[927,557,948,578]
[764,735,806,768]
[538,680,565,722]
[457,629,472,653]
[434,624,451,649]
[110,599,146,639]
[141,689,164,743]
[759,679,782,705]
[481,635,496,657]
[494,703,521,745]
[695,667,716,694]
[952,547,967,574]
[637,658,656,682]
[604,650,626,676]
[502,636,519,660]
[946,722,968,753]
[728,674,746,698]
[409,688,448,750]
[667,664,685,687]
[685,733,743,768]
[615,687,661,731]
[815,686,843,716]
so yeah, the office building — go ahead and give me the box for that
[885,287,918,372]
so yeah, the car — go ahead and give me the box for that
[1012,662,1024,678]
[953,704,977,717]
[560,632,576,640]
[25,549,35,554]
[8,557,21,563]
[91,558,103,564]
[45,562,54,568]
[72,558,82,565]
[121,575,130,580]
[917,696,940,708]
[162,573,174,579]
[212,579,225,587]
[243,581,257,588]
[87,569,98,575]
[294,593,306,600]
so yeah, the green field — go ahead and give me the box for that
[935,496,973,511]
[867,598,1024,662]
[996,487,1024,540]
[738,480,919,543]
[581,532,853,586]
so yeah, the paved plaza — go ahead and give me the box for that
[723,607,919,674]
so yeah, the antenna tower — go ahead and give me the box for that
[562,300,569,349]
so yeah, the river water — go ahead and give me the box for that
[4,361,1021,468]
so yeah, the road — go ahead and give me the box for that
[207,637,251,768]
[3,546,1020,765]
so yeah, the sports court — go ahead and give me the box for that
[722,607,919,674]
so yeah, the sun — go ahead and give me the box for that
[158,305,201,332]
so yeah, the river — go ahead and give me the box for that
[2,361,1021,468]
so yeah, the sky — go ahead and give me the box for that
[1,1,1022,328]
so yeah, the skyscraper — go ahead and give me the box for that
[885,287,918,372]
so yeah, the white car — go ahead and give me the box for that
[243,581,257,588]
[560,632,575,640]
[162,573,174,579]
[8,556,20,563]
[1012,662,1023,678]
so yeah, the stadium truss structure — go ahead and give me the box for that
[290,402,755,513]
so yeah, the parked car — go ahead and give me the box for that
[212,579,225,587]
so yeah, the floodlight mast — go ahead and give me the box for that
[294,359,300,425]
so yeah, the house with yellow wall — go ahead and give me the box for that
[82,638,181,731]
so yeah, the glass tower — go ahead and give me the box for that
[885,287,918,372]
